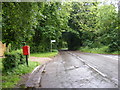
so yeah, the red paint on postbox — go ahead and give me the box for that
[22,46,30,55]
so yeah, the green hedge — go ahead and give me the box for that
[2,50,25,71]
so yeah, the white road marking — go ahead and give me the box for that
[77,56,107,77]
[68,52,107,77]
[67,51,118,86]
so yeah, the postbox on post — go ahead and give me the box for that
[22,46,30,66]
[22,46,30,55]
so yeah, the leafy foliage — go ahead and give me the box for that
[2,60,39,88]
[67,2,118,52]
[2,2,39,49]
[2,50,25,71]
[30,2,71,52]
[2,2,119,53]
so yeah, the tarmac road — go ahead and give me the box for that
[70,51,118,85]
[40,51,118,88]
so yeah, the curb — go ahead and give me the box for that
[25,55,58,88]
[25,64,46,88]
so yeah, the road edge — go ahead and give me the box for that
[68,51,118,87]
[25,64,46,88]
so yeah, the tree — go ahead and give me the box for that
[67,2,99,49]
[31,2,71,52]
[95,4,118,52]
[2,2,118,53]
[2,2,39,50]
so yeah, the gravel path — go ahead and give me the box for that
[29,57,53,64]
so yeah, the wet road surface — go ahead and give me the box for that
[70,51,118,85]
[40,51,118,88]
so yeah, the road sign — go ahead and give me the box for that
[51,40,56,52]
[51,40,56,43]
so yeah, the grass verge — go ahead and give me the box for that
[2,59,39,88]
[30,51,58,57]
[80,46,120,55]
[2,50,58,88]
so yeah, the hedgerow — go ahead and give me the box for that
[2,50,25,71]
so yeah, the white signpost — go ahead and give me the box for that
[51,40,56,52]
[51,40,56,43]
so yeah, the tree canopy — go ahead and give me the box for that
[2,2,119,52]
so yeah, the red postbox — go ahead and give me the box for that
[22,46,30,55]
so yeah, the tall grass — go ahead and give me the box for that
[2,59,39,88]
[80,46,119,54]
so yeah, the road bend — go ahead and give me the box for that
[40,51,118,88]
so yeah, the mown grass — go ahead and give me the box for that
[2,59,39,88]
[30,51,58,57]
[80,46,120,55]
[1,50,58,88]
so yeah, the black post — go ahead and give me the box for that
[26,55,29,66]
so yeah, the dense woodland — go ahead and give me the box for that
[2,2,119,53]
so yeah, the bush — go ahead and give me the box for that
[80,46,110,54]
[2,50,25,71]
[108,43,118,52]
